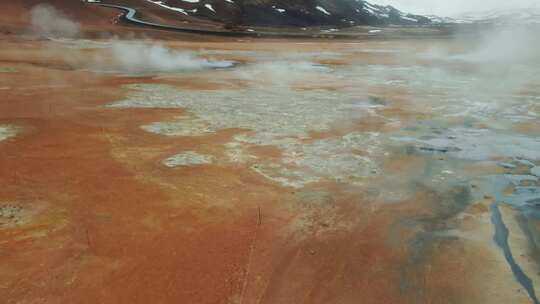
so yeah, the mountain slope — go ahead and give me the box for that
[140,0,431,27]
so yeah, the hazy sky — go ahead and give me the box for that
[370,0,540,16]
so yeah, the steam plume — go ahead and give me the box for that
[108,41,234,73]
[31,4,80,38]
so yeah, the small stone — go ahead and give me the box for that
[0,67,18,73]
[162,151,214,168]
[0,125,17,142]
[531,166,540,177]
[498,162,516,169]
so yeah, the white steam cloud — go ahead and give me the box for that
[31,4,80,38]
[235,61,331,87]
[417,25,540,107]
[108,41,234,73]
[29,4,233,74]
[455,26,540,64]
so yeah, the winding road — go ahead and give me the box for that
[94,3,258,36]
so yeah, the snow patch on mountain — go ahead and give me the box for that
[204,3,216,13]
[316,6,331,16]
[146,0,189,15]
[144,0,434,27]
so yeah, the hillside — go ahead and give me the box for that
[135,0,432,27]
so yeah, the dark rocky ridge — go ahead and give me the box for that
[147,0,432,27]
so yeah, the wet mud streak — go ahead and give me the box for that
[400,185,470,301]
[516,213,540,267]
[491,203,540,304]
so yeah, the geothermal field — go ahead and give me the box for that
[1,1,540,303]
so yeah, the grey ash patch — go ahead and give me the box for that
[0,204,32,228]
[0,67,18,73]
[162,151,214,168]
[0,125,17,141]
[110,84,385,188]
[109,84,369,139]
[242,132,381,188]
